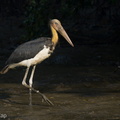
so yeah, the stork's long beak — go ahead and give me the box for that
[58,26,74,47]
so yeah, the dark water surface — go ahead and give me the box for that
[0,66,120,120]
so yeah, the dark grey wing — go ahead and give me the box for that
[6,37,52,65]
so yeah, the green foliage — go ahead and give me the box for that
[24,0,48,40]
[23,0,84,40]
[110,0,119,3]
[23,0,120,41]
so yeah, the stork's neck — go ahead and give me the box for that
[50,25,58,46]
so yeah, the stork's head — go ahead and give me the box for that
[50,19,74,47]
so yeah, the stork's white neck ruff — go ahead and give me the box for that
[18,45,51,67]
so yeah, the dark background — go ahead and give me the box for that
[0,0,120,66]
[0,0,120,44]
[0,1,120,119]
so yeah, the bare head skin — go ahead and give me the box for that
[50,19,74,47]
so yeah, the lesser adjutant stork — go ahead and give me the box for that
[0,19,74,105]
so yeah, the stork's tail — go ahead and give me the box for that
[0,65,9,74]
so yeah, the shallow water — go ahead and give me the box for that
[0,66,120,120]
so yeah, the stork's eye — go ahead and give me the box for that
[55,22,58,25]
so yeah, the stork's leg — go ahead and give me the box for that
[22,67,54,106]
[29,65,36,87]
[29,65,36,105]
[22,67,30,86]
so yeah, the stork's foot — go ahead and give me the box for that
[41,93,54,106]
[34,90,54,106]
[22,82,54,105]
[36,90,54,105]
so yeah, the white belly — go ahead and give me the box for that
[19,45,51,67]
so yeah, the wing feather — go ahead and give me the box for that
[6,37,52,65]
